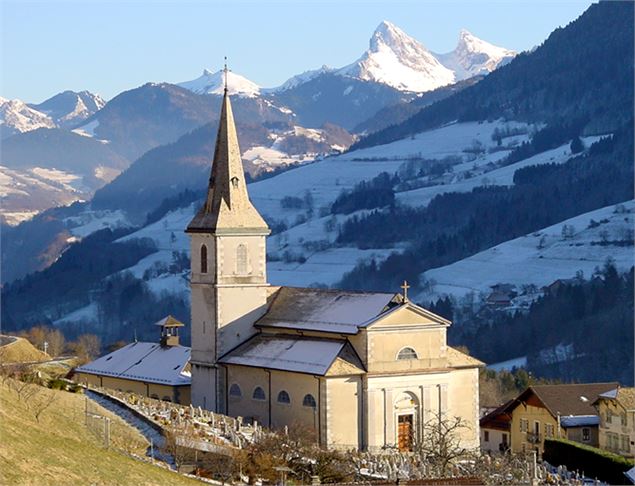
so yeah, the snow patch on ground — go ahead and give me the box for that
[72,119,100,137]
[397,136,604,208]
[487,356,527,372]
[243,146,300,168]
[54,302,99,325]
[416,200,635,302]
[268,247,398,288]
[65,209,132,238]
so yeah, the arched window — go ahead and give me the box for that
[236,244,248,274]
[397,347,418,360]
[277,390,290,404]
[303,394,316,408]
[229,384,242,399]
[200,244,208,273]
[252,386,266,401]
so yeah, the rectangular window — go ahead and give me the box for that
[582,428,590,442]
[484,430,490,442]
[622,435,631,452]
[606,409,612,424]
[502,433,508,445]
[545,424,554,438]
[607,433,617,450]
[520,418,528,432]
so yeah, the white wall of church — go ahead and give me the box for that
[364,368,479,451]
[215,235,267,285]
[325,375,362,449]
[215,286,268,357]
[191,363,217,410]
[366,327,448,373]
[225,365,321,440]
[226,365,270,425]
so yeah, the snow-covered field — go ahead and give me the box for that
[250,120,531,225]
[397,136,604,207]
[65,209,132,238]
[54,302,99,325]
[416,200,635,301]
[0,165,87,225]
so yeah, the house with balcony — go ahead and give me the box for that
[505,382,618,454]
[593,386,635,458]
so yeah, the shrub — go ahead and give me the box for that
[543,437,633,484]
[48,379,67,391]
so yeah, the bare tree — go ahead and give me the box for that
[46,329,65,357]
[415,414,475,477]
[27,387,59,422]
[70,334,102,362]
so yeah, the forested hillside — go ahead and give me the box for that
[339,125,633,291]
[451,264,634,385]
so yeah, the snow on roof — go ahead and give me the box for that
[256,287,400,334]
[76,341,191,386]
[598,388,619,400]
[219,334,350,375]
[559,415,600,427]
[153,315,185,327]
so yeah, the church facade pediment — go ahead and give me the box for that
[361,302,450,331]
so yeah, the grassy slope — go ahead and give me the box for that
[0,336,50,363]
[0,381,200,486]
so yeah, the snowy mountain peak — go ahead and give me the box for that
[0,97,55,138]
[337,21,455,93]
[436,29,516,80]
[178,69,261,97]
[267,65,334,93]
[28,90,106,128]
[370,20,419,52]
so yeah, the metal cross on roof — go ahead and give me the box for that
[401,280,410,301]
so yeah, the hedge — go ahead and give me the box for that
[543,437,634,485]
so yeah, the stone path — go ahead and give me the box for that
[86,390,175,465]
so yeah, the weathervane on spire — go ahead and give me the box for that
[223,56,229,93]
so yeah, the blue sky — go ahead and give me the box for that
[2,0,594,103]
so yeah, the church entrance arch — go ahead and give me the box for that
[394,391,419,452]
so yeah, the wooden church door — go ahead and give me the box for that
[398,414,414,451]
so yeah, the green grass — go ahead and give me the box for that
[0,379,201,485]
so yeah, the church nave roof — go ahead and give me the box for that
[255,286,402,335]
[218,334,365,375]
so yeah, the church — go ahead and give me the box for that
[185,77,482,452]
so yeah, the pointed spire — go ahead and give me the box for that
[186,65,269,235]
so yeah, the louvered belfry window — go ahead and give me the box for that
[236,244,248,274]
[201,244,208,273]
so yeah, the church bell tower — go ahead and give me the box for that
[186,66,270,412]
